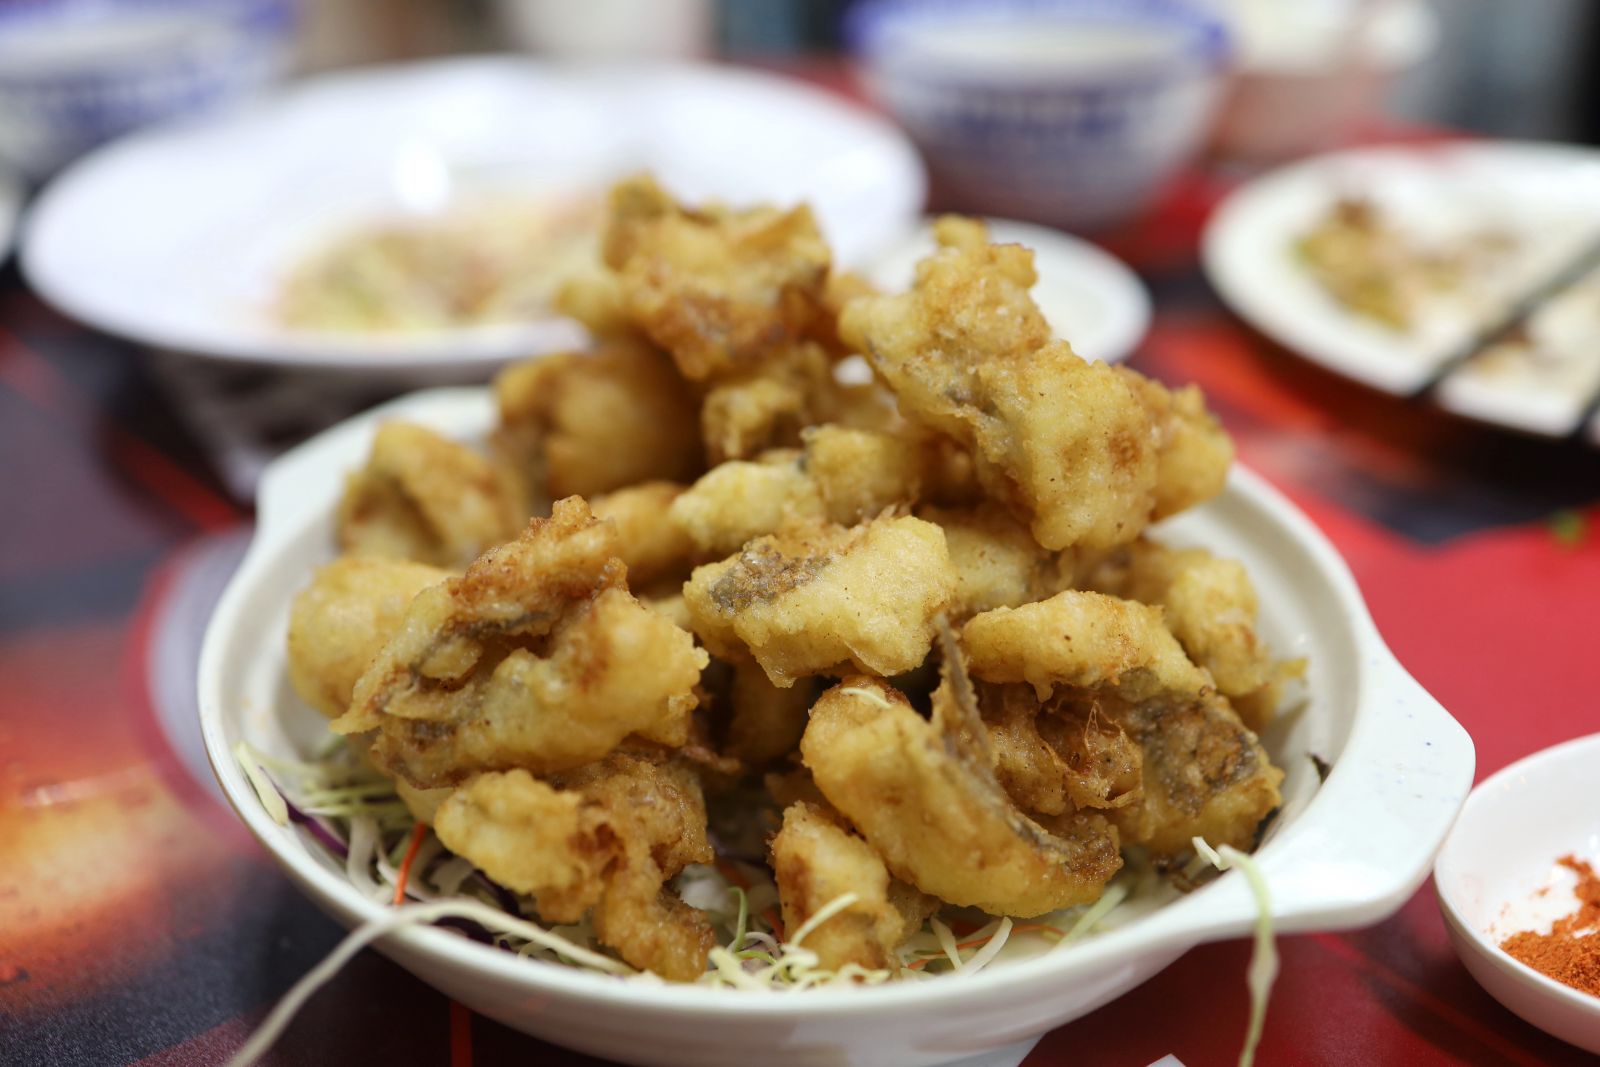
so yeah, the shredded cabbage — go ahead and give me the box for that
[1193,836,1277,1067]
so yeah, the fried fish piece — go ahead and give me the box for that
[770,801,935,972]
[961,589,1214,705]
[1115,369,1233,521]
[337,421,526,568]
[683,514,957,687]
[917,505,1079,621]
[492,340,703,502]
[287,556,450,718]
[668,451,826,559]
[838,221,1046,439]
[600,175,831,382]
[334,498,707,787]
[670,426,942,558]
[802,670,1121,916]
[1088,539,1300,731]
[840,225,1163,551]
[697,341,842,463]
[591,481,698,587]
[435,755,716,980]
[1099,693,1283,857]
[969,345,1159,551]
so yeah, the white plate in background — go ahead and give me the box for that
[22,57,926,376]
[1203,142,1600,438]
[865,217,1151,365]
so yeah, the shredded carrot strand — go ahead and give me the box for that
[393,823,428,906]
[762,906,786,942]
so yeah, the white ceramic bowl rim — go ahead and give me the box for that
[846,0,1232,83]
[199,387,1473,1018]
[1435,732,1600,1015]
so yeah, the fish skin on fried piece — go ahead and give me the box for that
[683,514,958,687]
[333,497,707,787]
[801,657,1123,917]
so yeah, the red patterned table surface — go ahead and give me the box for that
[4,70,1600,1067]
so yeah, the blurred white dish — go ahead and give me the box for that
[1203,142,1600,437]
[865,218,1151,364]
[1435,733,1600,1055]
[847,0,1230,232]
[22,57,925,375]
[1212,0,1437,162]
[0,166,21,262]
[198,387,1472,1067]
[0,0,293,180]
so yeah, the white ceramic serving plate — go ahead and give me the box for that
[22,58,924,376]
[198,388,1474,1067]
[865,218,1151,366]
[1435,733,1600,1055]
[1203,142,1600,436]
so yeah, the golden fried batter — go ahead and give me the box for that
[1040,695,1144,813]
[671,425,941,558]
[1088,539,1300,731]
[669,451,825,559]
[841,226,1168,550]
[493,341,703,501]
[917,505,1076,621]
[435,755,716,980]
[979,682,1073,817]
[601,175,830,381]
[961,590,1213,704]
[684,515,957,687]
[287,556,450,718]
[698,341,840,463]
[802,673,1122,916]
[837,220,1049,441]
[592,481,697,587]
[1116,369,1233,521]
[969,345,1159,551]
[337,421,525,568]
[1101,694,1283,857]
[770,801,934,972]
[334,498,707,786]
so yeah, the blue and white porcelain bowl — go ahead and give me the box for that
[848,0,1231,231]
[0,0,295,180]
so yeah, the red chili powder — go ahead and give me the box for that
[1498,855,1600,997]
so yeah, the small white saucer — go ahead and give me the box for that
[1435,733,1600,1055]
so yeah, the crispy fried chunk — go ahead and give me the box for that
[802,672,1121,917]
[435,755,716,980]
[287,556,451,718]
[770,801,935,972]
[337,421,525,568]
[962,590,1213,704]
[334,498,707,786]
[492,341,703,502]
[601,175,830,381]
[684,515,957,686]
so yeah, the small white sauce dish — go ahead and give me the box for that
[1435,733,1600,1055]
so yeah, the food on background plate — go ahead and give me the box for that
[1293,196,1600,400]
[260,175,1302,992]
[277,193,600,334]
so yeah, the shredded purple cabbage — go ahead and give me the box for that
[277,787,351,859]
